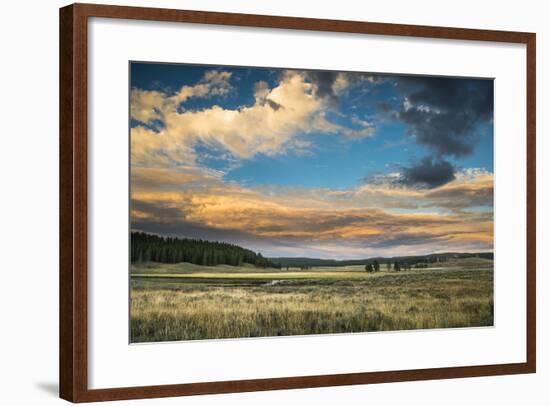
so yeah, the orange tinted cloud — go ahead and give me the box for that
[130,166,493,257]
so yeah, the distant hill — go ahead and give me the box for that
[131,232,279,268]
[131,231,492,270]
[270,252,493,268]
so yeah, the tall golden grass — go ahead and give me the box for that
[130,267,493,342]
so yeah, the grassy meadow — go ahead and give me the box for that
[130,257,493,342]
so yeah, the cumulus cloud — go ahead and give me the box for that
[131,70,376,167]
[131,69,233,124]
[130,89,168,124]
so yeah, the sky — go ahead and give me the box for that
[130,62,494,259]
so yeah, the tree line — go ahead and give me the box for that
[366,260,426,272]
[275,252,492,268]
[131,232,280,268]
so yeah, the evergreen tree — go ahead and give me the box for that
[130,232,280,268]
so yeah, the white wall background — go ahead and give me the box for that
[0,0,546,404]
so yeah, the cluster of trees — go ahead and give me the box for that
[392,261,412,272]
[365,260,380,273]
[283,265,311,270]
[365,260,414,272]
[131,232,280,268]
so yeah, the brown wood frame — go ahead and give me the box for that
[59,3,536,402]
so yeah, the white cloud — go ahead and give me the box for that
[130,89,167,123]
[171,70,233,105]
[332,73,349,94]
[131,69,234,123]
[131,70,378,168]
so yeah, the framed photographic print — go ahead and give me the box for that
[59,3,536,402]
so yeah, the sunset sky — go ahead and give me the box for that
[130,62,494,259]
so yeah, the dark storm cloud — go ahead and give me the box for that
[401,77,493,120]
[302,71,386,103]
[321,74,494,160]
[300,72,493,189]
[397,77,493,158]
[363,156,457,189]
[368,76,495,188]
[304,70,340,102]
[398,157,457,189]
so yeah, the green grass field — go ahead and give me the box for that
[130,257,494,342]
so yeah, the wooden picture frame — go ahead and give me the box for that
[60,3,536,402]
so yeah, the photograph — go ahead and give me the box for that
[129,62,494,343]
[1,0,541,403]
